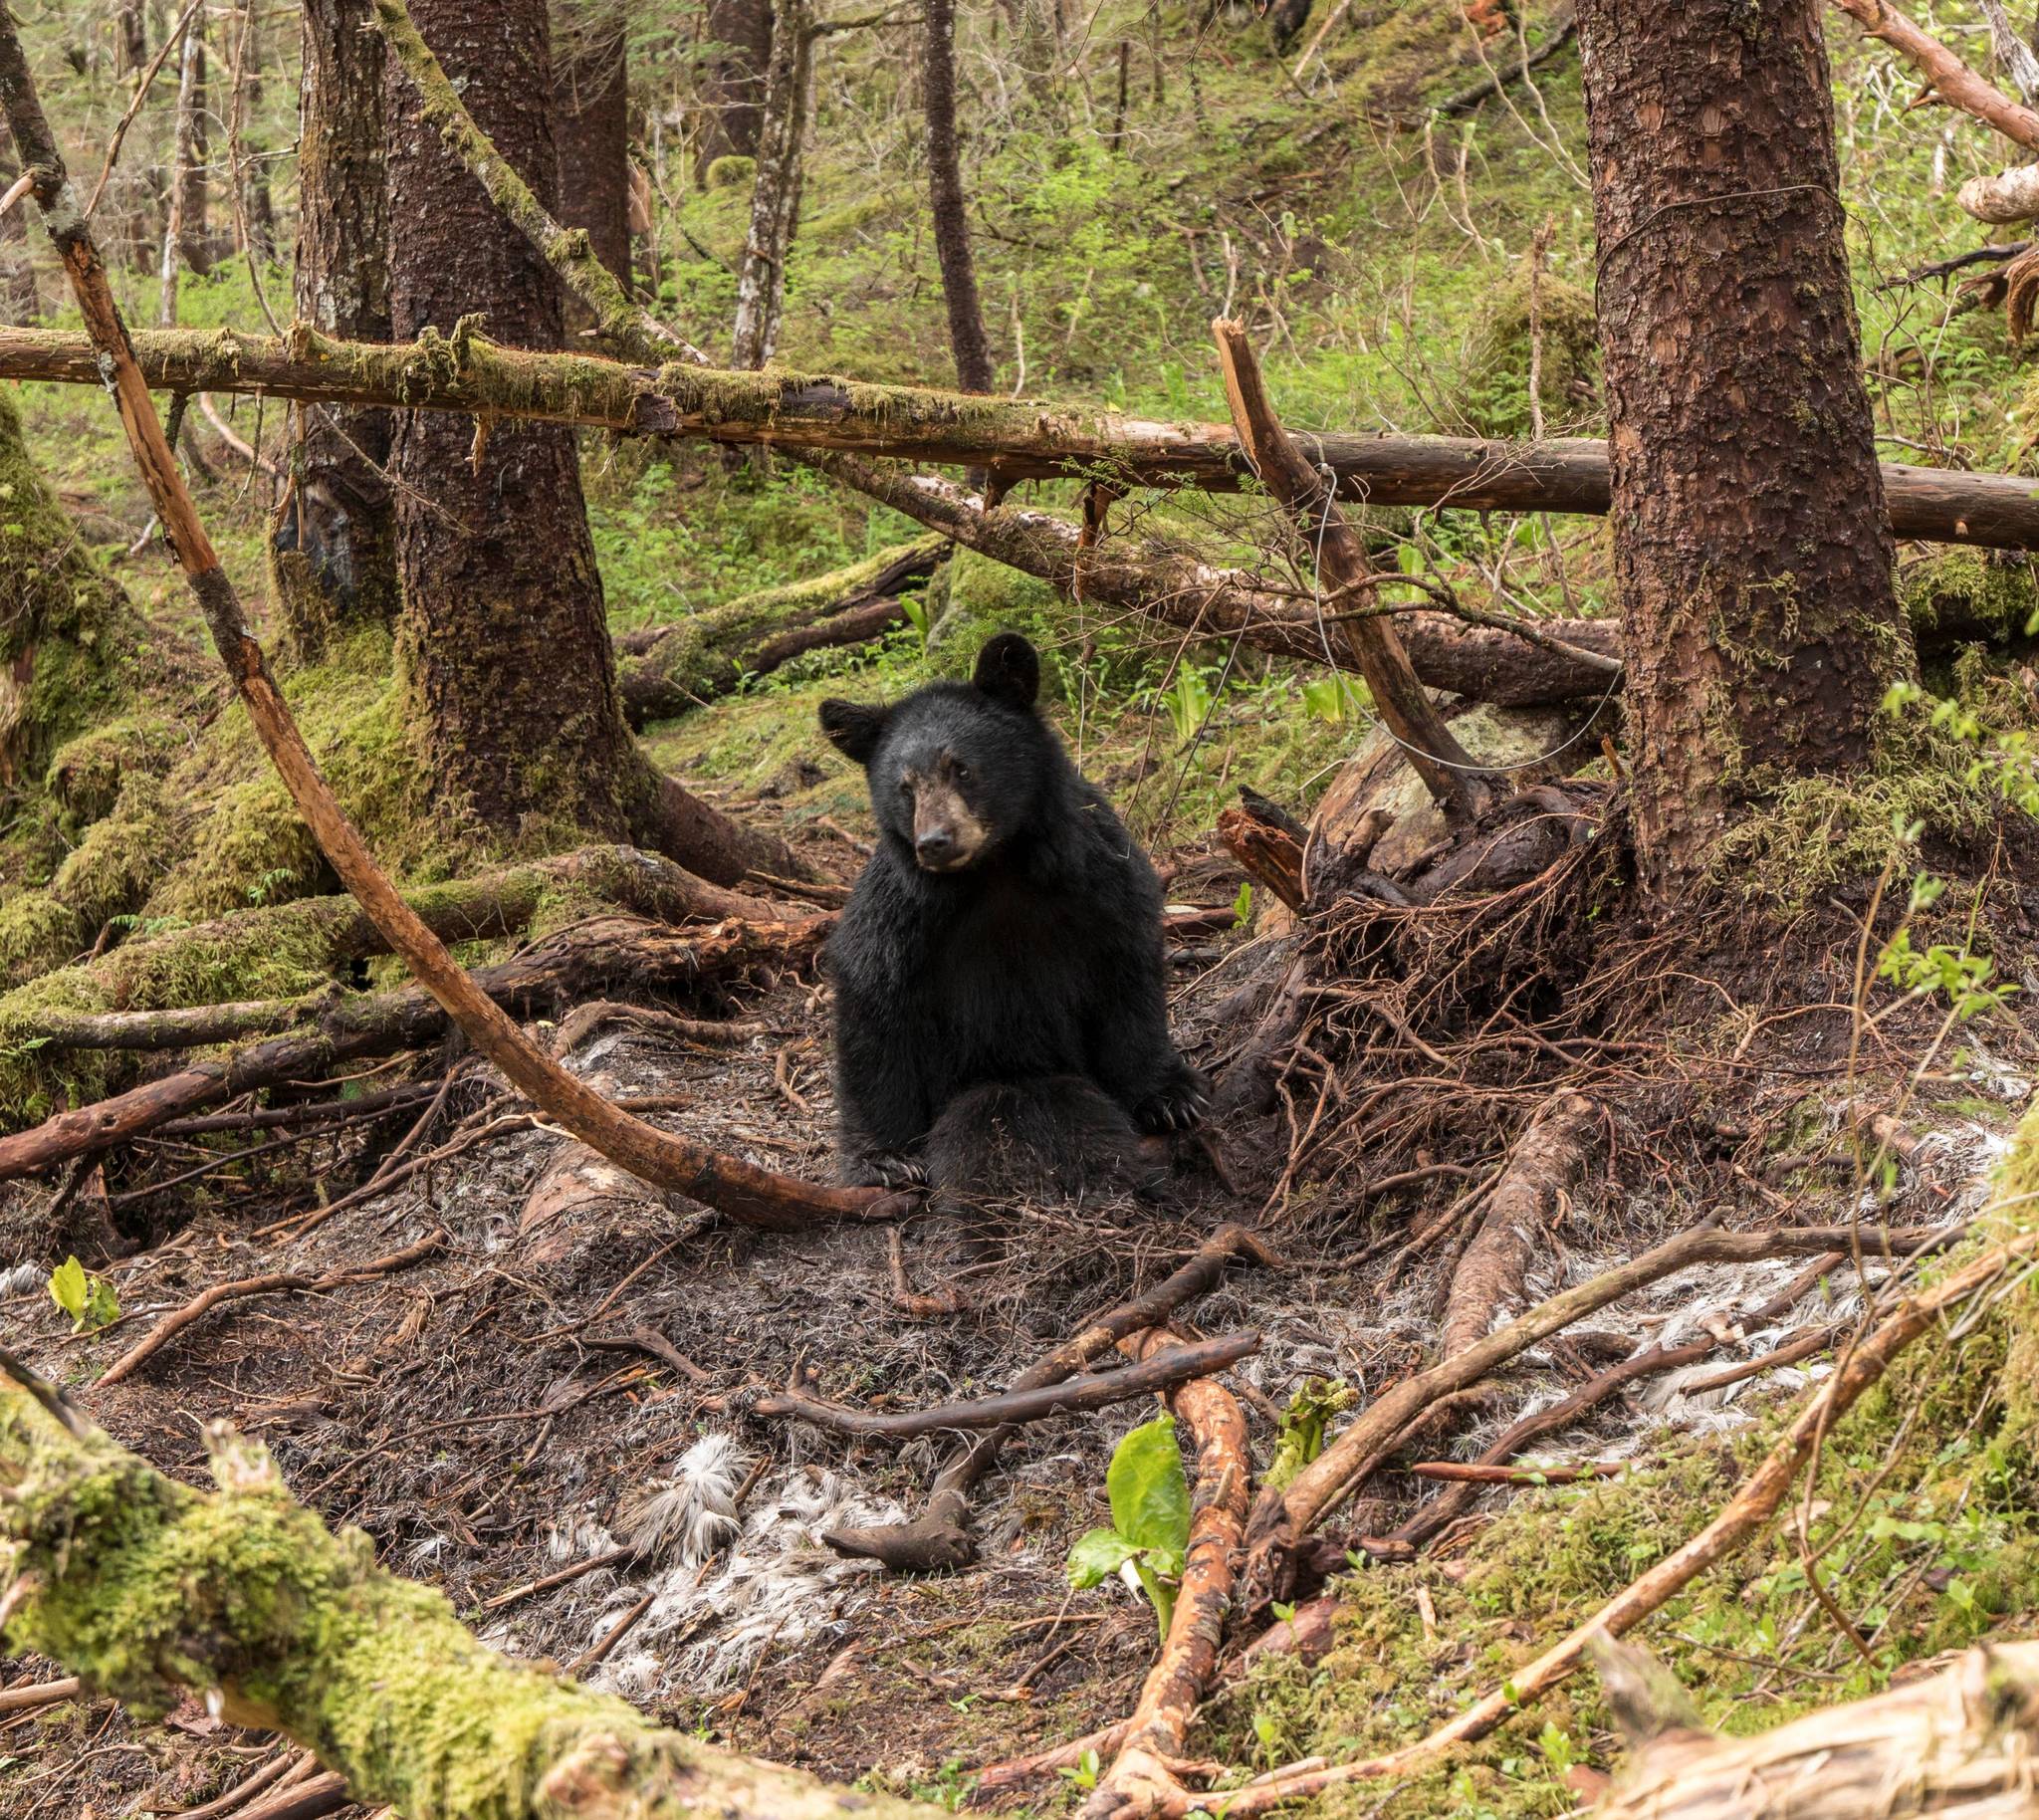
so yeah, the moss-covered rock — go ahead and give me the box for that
[1456,269,1601,438]
[706,154,757,189]
[926,547,1067,693]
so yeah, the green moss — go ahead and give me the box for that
[927,548,1067,690]
[1900,548,2037,643]
[45,717,195,828]
[1455,270,1601,438]
[707,154,758,189]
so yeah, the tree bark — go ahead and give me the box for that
[385,0,639,842]
[698,0,776,172]
[925,0,995,392]
[159,16,201,326]
[171,14,211,280]
[234,3,276,261]
[1577,0,1916,895]
[287,0,399,649]
[553,2,633,335]
[732,0,813,367]
[0,123,37,324]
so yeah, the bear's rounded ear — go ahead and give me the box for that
[974,632,1040,710]
[819,698,888,766]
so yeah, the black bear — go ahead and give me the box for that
[818,632,1207,1199]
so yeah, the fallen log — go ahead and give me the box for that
[1595,1640,2039,1820]
[2,322,2039,549]
[0,35,892,1238]
[1240,1220,1966,1611]
[1217,797,1306,912]
[825,1224,1277,1572]
[758,1332,1259,1437]
[0,1352,939,1820]
[615,537,947,726]
[0,913,828,1183]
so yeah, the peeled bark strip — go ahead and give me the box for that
[1597,1643,2039,1820]
[1439,1091,1599,1359]
[0,914,829,1183]
[1579,0,1915,894]
[0,1360,938,1820]
[0,30,888,1233]
[0,323,2032,549]
[1958,161,2039,223]
[1212,318,1488,816]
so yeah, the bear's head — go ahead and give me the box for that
[819,633,1047,874]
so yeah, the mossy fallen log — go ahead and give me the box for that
[615,535,947,726]
[0,1353,935,1820]
[2,321,2039,548]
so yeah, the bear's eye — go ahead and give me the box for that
[898,780,914,797]
[951,761,970,783]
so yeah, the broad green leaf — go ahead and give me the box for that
[1067,1526,1140,1588]
[1107,1415,1191,1553]
[48,1255,87,1325]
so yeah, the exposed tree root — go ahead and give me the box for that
[1211,1232,2038,1816]
[766,1332,1260,1438]
[1438,1089,1600,1358]
[827,1224,1278,1572]
[1240,1219,1966,1611]
[1079,1326,1251,1820]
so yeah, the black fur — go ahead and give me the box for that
[820,633,1208,1194]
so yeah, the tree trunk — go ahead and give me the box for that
[731,0,812,368]
[234,2,276,261]
[286,0,399,651]
[697,0,775,174]
[0,123,38,324]
[553,1,632,336]
[384,0,638,841]
[159,16,202,325]
[925,0,994,391]
[172,15,211,279]
[1575,0,1916,895]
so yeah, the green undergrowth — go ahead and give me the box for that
[1207,1199,2039,1819]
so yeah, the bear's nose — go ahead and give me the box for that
[915,828,957,865]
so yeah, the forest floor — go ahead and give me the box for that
[5,733,2038,1820]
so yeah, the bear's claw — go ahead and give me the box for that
[1137,1070,1212,1135]
[853,1151,930,1190]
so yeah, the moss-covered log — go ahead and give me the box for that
[0,845,793,1119]
[0,1359,935,1820]
[615,536,946,725]
[1,323,2038,548]
[0,909,828,1177]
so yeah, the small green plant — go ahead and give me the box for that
[1163,665,1213,744]
[1058,1748,1101,1791]
[1231,879,1253,926]
[901,592,933,649]
[1262,1377,1354,1492]
[1300,674,1365,725]
[1067,1413,1192,1640]
[47,1254,118,1333]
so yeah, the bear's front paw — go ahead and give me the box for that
[845,1149,930,1190]
[1136,1068,1211,1135]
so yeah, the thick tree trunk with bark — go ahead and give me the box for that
[1576,0,1916,894]
[698,0,775,173]
[385,0,638,841]
[553,2,633,334]
[233,3,276,261]
[732,0,812,367]
[925,0,994,392]
[287,0,399,650]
